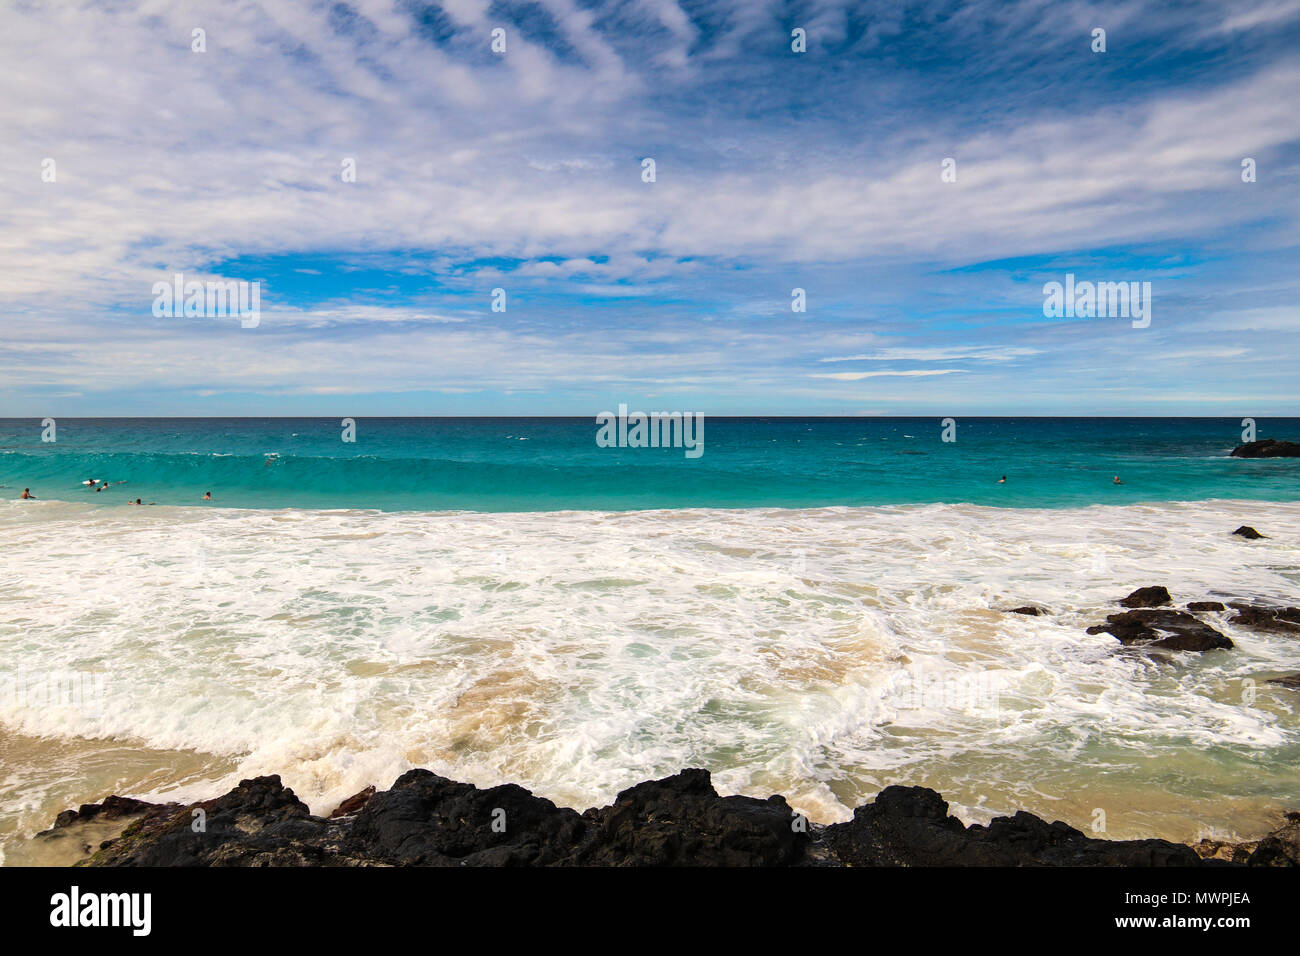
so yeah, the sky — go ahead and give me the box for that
[1,0,1298,416]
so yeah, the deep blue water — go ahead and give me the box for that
[1,417,1297,511]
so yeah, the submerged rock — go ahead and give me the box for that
[1267,673,1300,688]
[1232,526,1266,539]
[1007,605,1047,616]
[1086,609,1234,652]
[36,795,158,835]
[1227,604,1300,634]
[1187,601,1227,612]
[1195,813,1300,867]
[1119,586,1172,608]
[1231,439,1300,458]
[1193,838,1257,864]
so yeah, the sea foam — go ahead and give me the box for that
[0,498,1297,859]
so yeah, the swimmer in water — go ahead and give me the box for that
[997,475,1006,484]
[203,492,211,500]
[1113,476,1123,485]
[20,488,34,499]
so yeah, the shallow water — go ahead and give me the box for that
[1,498,1298,864]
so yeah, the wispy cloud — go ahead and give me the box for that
[811,369,969,381]
[820,347,1042,363]
[0,0,1297,414]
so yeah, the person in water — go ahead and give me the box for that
[997,475,1006,483]
[20,488,34,499]
[203,492,211,500]
[1113,476,1123,485]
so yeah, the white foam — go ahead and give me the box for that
[0,498,1297,842]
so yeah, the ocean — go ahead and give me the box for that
[1,417,1298,864]
[2,416,1299,510]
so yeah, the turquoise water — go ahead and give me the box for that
[1,417,1297,511]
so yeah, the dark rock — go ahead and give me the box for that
[1247,812,1300,866]
[1267,673,1300,688]
[83,775,347,867]
[1086,609,1234,652]
[1232,526,1266,539]
[1007,606,1046,616]
[1119,586,1172,608]
[1187,601,1226,612]
[329,785,376,819]
[573,768,807,866]
[1193,838,1257,864]
[1231,439,1300,458]
[1226,604,1300,634]
[343,769,584,866]
[823,786,1201,866]
[35,769,1290,867]
[36,795,159,837]
[1192,812,1300,866]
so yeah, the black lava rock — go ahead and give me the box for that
[342,769,585,866]
[1119,586,1172,608]
[572,768,807,866]
[1227,604,1300,634]
[1087,609,1234,652]
[1231,440,1300,458]
[823,786,1201,866]
[38,770,1296,867]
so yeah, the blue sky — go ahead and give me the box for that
[1,0,1298,415]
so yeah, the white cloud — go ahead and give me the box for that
[811,369,969,380]
[2,2,1297,314]
[820,346,1042,363]
[0,1,1296,412]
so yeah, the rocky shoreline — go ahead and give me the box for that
[30,563,1300,868]
[31,767,1299,867]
